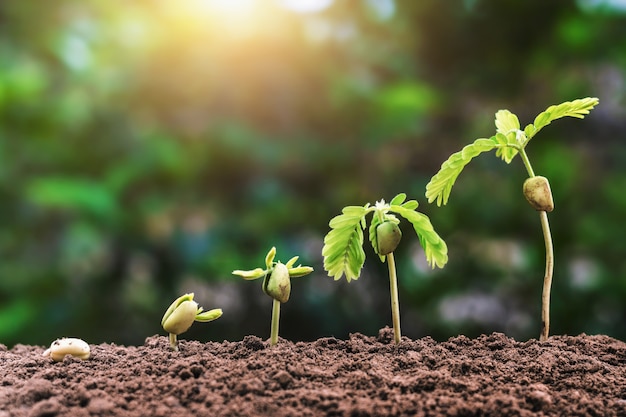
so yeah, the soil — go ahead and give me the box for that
[1,328,625,417]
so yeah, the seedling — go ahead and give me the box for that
[43,337,90,361]
[322,193,448,344]
[425,97,599,341]
[161,293,223,351]
[232,247,313,346]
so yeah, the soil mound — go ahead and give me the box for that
[1,328,625,416]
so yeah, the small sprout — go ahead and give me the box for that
[161,293,223,351]
[43,338,90,362]
[322,194,448,344]
[425,97,599,341]
[233,247,313,346]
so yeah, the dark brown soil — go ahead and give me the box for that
[1,328,625,416]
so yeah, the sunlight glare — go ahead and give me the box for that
[172,0,268,39]
[177,0,258,20]
[202,0,256,15]
[280,0,333,13]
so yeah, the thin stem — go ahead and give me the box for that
[387,252,401,344]
[169,333,178,351]
[519,148,554,341]
[518,147,536,178]
[270,299,281,346]
[539,211,554,341]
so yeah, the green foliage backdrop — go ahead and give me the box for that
[1,0,626,346]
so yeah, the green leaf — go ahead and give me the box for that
[195,308,223,322]
[287,266,314,277]
[340,205,369,216]
[285,256,299,269]
[322,206,369,282]
[390,206,448,269]
[529,97,599,139]
[427,97,598,208]
[401,200,419,210]
[523,123,536,138]
[425,137,498,206]
[368,212,385,262]
[329,206,367,228]
[232,268,266,280]
[495,109,520,135]
[389,193,407,206]
[493,132,520,163]
[265,247,277,270]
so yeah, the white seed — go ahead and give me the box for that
[43,338,90,362]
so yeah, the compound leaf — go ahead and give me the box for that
[425,137,498,206]
[530,97,599,140]
[390,205,448,269]
[427,97,598,207]
[322,206,369,282]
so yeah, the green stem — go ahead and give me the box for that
[518,147,536,177]
[387,252,401,344]
[270,298,281,346]
[169,333,178,351]
[519,148,554,341]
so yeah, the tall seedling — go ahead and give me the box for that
[425,97,599,341]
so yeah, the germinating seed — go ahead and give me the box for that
[43,338,90,362]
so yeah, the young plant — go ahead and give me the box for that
[322,193,448,344]
[161,293,223,351]
[425,97,599,341]
[232,247,313,346]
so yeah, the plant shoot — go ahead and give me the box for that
[233,247,313,346]
[161,293,223,351]
[425,97,599,341]
[322,193,448,344]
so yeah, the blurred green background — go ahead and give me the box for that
[1,0,625,347]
